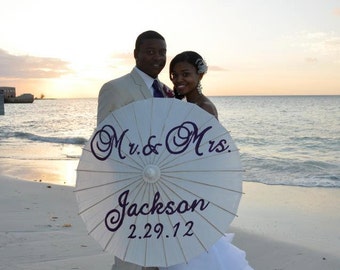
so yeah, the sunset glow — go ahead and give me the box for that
[1,0,339,98]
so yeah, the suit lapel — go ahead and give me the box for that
[130,69,152,98]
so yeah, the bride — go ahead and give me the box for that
[159,51,253,270]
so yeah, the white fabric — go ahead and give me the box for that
[159,234,253,270]
[111,257,158,270]
[134,66,157,95]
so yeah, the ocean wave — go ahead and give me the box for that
[245,178,340,188]
[5,131,88,145]
[241,152,340,188]
[0,155,80,161]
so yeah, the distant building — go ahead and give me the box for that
[0,87,16,99]
[0,87,34,103]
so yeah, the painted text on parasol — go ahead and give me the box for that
[105,189,209,239]
[91,121,231,161]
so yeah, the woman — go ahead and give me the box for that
[160,51,253,270]
[170,51,218,119]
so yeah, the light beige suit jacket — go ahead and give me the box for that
[97,68,169,125]
[97,68,168,270]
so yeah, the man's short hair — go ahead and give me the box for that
[135,30,165,51]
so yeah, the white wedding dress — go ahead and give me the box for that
[159,234,253,270]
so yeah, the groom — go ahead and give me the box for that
[97,30,173,270]
[97,30,173,125]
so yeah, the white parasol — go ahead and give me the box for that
[75,98,243,267]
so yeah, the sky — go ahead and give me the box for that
[1,0,340,98]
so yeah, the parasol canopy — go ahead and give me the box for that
[75,98,243,267]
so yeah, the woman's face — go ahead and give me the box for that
[170,62,202,96]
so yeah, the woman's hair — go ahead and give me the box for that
[169,51,208,75]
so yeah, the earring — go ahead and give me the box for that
[197,82,203,95]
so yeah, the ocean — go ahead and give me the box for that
[0,96,339,188]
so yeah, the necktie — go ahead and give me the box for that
[152,80,164,98]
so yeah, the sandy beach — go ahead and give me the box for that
[1,161,339,270]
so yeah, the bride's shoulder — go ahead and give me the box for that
[199,97,218,119]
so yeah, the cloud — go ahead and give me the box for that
[333,8,340,16]
[311,35,340,55]
[305,57,318,63]
[0,49,72,79]
[208,65,228,72]
[110,52,134,63]
[111,52,133,60]
[288,31,340,57]
[108,52,135,69]
[325,37,340,47]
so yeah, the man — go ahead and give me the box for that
[97,30,173,270]
[97,30,173,125]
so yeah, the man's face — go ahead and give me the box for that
[134,39,167,78]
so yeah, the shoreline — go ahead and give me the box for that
[1,161,340,269]
[0,158,78,186]
[230,182,340,269]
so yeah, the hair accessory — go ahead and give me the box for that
[195,58,208,74]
